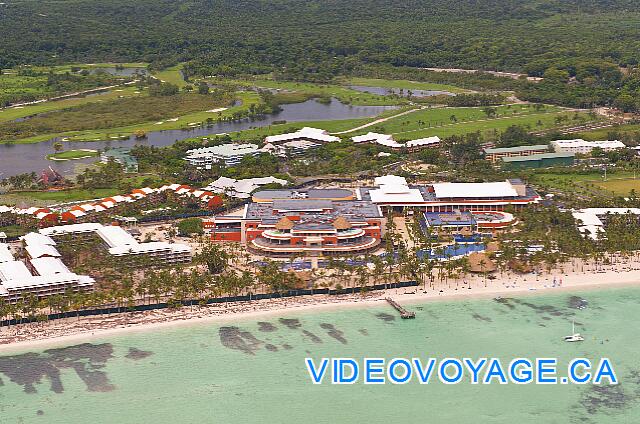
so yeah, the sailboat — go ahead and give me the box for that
[563,320,584,342]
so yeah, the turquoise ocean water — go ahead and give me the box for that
[1,287,639,424]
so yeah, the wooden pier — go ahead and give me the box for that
[385,297,415,319]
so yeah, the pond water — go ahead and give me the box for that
[349,85,455,97]
[82,67,147,77]
[0,99,395,178]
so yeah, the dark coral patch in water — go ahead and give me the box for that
[219,326,264,355]
[302,330,322,344]
[125,348,153,361]
[376,313,396,322]
[258,322,278,332]
[282,344,293,350]
[0,343,115,394]
[579,384,631,415]
[358,329,369,336]
[495,297,572,317]
[568,296,589,310]
[279,318,302,330]
[320,323,347,344]
[265,344,279,352]
[472,313,492,322]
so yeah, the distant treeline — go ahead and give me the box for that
[3,1,640,109]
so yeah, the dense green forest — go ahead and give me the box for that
[3,1,640,109]
[2,0,640,73]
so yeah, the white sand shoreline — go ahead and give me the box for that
[2,259,640,353]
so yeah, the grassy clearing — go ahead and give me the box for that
[532,171,640,196]
[0,86,145,123]
[390,110,594,140]
[152,64,187,87]
[594,178,640,195]
[47,149,98,160]
[2,91,262,144]
[0,225,27,238]
[227,117,379,141]
[364,104,555,133]
[577,123,640,141]
[0,66,134,107]
[345,104,592,139]
[0,187,120,204]
[0,176,149,205]
[342,77,469,94]
[217,78,405,106]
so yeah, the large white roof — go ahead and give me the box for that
[30,257,70,276]
[432,181,518,198]
[572,208,640,230]
[369,187,425,204]
[204,176,287,197]
[406,136,440,148]
[265,127,339,144]
[0,244,14,263]
[21,232,56,246]
[40,223,104,236]
[352,132,394,144]
[25,243,61,259]
[96,225,138,248]
[374,175,407,186]
[0,261,33,282]
[185,143,260,158]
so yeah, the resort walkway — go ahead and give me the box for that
[331,106,425,135]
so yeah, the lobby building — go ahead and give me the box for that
[206,189,384,256]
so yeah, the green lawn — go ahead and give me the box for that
[391,110,594,140]
[1,91,261,144]
[0,225,28,238]
[342,77,469,94]
[596,178,640,195]
[532,170,640,197]
[152,64,187,87]
[47,149,98,160]
[0,187,120,204]
[577,123,640,141]
[0,86,145,123]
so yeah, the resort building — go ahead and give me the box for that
[204,176,288,199]
[359,175,540,212]
[483,144,549,163]
[264,127,339,155]
[40,223,192,264]
[550,139,625,154]
[207,189,384,256]
[0,183,223,227]
[0,236,94,303]
[405,136,441,151]
[423,211,516,235]
[184,143,262,168]
[500,152,575,169]
[352,132,404,149]
[572,208,640,240]
[351,133,440,151]
[101,147,139,172]
[265,127,339,145]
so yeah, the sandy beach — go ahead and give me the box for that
[1,257,639,352]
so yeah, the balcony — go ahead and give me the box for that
[250,236,380,254]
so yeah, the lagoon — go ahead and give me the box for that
[1,286,639,423]
[349,85,455,98]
